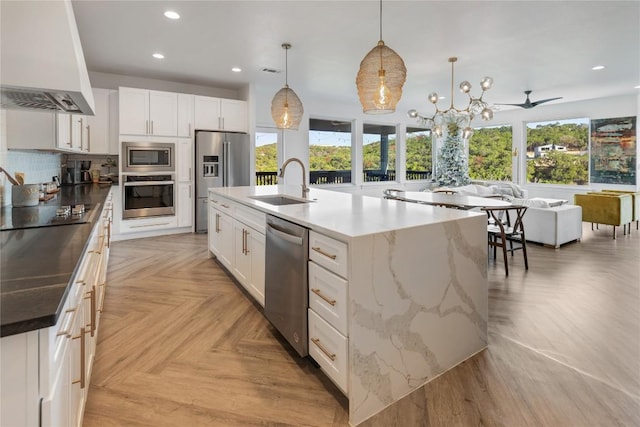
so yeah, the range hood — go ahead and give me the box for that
[0,0,95,115]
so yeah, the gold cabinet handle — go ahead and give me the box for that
[221,204,230,209]
[312,247,337,260]
[311,288,336,306]
[215,213,220,233]
[72,327,86,389]
[84,287,96,337]
[311,337,336,361]
[86,124,91,152]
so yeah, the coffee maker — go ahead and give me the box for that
[63,160,92,184]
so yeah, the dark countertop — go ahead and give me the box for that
[1,184,113,337]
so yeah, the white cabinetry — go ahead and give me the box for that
[194,96,248,133]
[0,191,113,427]
[208,194,266,306]
[307,230,349,395]
[119,87,178,136]
[176,140,193,228]
[86,88,117,154]
[209,201,234,270]
[177,94,194,138]
[177,183,193,228]
[6,88,115,153]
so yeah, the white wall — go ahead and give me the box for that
[89,71,242,100]
[256,83,639,199]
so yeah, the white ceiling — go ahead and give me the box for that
[72,1,640,115]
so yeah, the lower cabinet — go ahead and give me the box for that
[232,219,266,306]
[209,205,233,271]
[208,194,265,307]
[177,182,193,228]
[0,191,113,427]
[307,231,350,396]
[308,309,348,393]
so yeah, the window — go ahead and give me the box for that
[255,131,278,185]
[363,123,396,182]
[526,118,589,185]
[469,125,513,181]
[309,119,352,184]
[405,127,432,181]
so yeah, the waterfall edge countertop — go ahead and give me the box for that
[208,184,483,239]
[0,184,113,337]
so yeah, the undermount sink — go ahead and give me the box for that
[249,195,313,206]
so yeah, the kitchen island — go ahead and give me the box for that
[208,185,488,426]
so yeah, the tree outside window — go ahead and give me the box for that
[255,131,278,185]
[405,127,432,181]
[526,118,589,185]
[309,119,352,184]
[363,123,396,182]
[469,125,513,181]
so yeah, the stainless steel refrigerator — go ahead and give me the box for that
[195,131,250,233]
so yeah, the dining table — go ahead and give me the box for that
[383,189,513,210]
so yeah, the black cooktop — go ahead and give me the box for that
[0,184,108,231]
[0,203,94,230]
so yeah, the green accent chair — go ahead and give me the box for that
[601,190,640,231]
[574,193,633,239]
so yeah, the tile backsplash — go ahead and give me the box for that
[1,151,62,206]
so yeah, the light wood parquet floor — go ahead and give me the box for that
[83,222,639,426]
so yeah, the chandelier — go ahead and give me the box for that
[356,0,406,114]
[408,57,493,139]
[271,43,304,129]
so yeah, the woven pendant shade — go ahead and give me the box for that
[271,43,304,130]
[271,85,304,130]
[356,40,406,114]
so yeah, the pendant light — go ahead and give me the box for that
[356,0,406,114]
[271,43,304,130]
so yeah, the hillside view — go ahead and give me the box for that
[256,121,589,185]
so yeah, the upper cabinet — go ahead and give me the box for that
[194,96,248,133]
[6,88,117,154]
[85,88,116,154]
[177,94,194,138]
[119,87,178,137]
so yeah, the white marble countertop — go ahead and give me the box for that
[209,185,483,239]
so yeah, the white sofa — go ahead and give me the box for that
[430,183,582,248]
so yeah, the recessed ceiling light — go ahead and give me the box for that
[439,96,446,100]
[592,65,605,71]
[164,11,180,20]
[635,85,640,89]
[152,53,165,59]
[231,67,242,73]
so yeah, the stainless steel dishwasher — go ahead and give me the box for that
[264,214,309,357]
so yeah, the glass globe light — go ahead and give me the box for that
[428,92,439,104]
[469,99,487,114]
[459,81,472,93]
[481,107,493,121]
[407,109,418,118]
[480,77,493,90]
[462,127,474,140]
[433,124,443,137]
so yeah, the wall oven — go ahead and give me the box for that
[122,141,175,173]
[123,175,175,219]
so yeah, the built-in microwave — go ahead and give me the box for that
[122,141,175,173]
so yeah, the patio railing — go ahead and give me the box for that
[255,170,431,185]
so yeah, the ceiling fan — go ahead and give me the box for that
[496,90,563,109]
